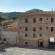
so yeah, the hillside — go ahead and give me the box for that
[26,9,43,13]
[0,9,43,21]
[0,12,24,20]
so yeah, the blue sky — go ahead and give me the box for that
[0,0,55,12]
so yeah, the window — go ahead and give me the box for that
[25,42,28,44]
[33,27,36,31]
[25,27,28,31]
[33,34,36,37]
[20,27,21,29]
[39,34,42,36]
[51,27,54,32]
[4,38,6,41]
[39,27,42,30]
[25,34,27,37]
[25,18,28,23]
[40,18,42,21]
[46,27,48,29]
[47,18,48,20]
[51,18,53,22]
[33,18,36,23]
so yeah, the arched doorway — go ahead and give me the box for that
[38,39,43,47]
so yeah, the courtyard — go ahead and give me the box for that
[0,45,55,55]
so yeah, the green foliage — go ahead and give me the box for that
[0,9,43,21]
[0,12,23,21]
[0,15,5,22]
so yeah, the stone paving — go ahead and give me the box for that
[0,45,55,55]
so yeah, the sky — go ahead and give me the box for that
[0,0,55,12]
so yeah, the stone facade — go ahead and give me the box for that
[18,11,55,47]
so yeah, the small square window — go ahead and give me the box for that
[47,18,48,20]
[4,38,6,41]
[33,34,36,37]
[20,27,21,29]
[25,42,28,44]
[39,27,42,30]
[39,34,42,36]
[40,18,42,21]
[33,27,36,31]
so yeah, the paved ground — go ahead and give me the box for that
[0,45,55,55]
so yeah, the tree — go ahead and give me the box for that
[0,15,3,22]
[13,16,17,20]
[0,15,5,22]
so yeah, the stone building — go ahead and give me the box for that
[0,22,18,45]
[18,11,55,47]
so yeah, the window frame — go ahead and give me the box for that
[51,27,54,32]
[33,34,36,37]
[25,18,28,23]
[39,27,42,30]
[25,34,27,37]
[25,42,28,44]
[40,18,42,21]
[33,27,36,31]
[33,18,36,23]
[39,34,42,36]
[25,27,28,31]
[51,18,53,22]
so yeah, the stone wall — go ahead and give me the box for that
[0,31,18,45]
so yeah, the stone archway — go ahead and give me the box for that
[38,39,43,47]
